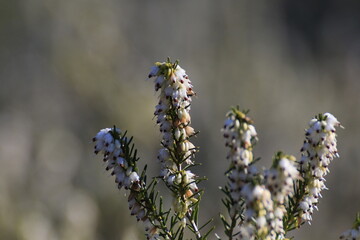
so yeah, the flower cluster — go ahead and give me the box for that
[222,109,305,239]
[265,154,299,204]
[239,183,274,240]
[148,60,199,223]
[265,153,300,238]
[93,128,140,190]
[298,113,341,223]
[340,213,360,240]
[222,108,257,207]
[222,109,277,239]
[93,128,159,239]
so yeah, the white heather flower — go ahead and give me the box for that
[183,170,198,192]
[264,154,300,238]
[93,128,158,238]
[222,109,258,219]
[298,113,341,224]
[222,110,257,168]
[265,155,300,204]
[92,128,141,190]
[241,183,274,239]
[148,66,160,78]
[167,175,175,185]
[148,61,199,224]
[252,185,264,200]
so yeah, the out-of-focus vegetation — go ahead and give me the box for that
[1,1,359,239]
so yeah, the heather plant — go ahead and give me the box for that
[92,59,358,240]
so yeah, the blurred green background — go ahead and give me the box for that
[1,1,359,239]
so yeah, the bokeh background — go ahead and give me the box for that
[1,1,360,239]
